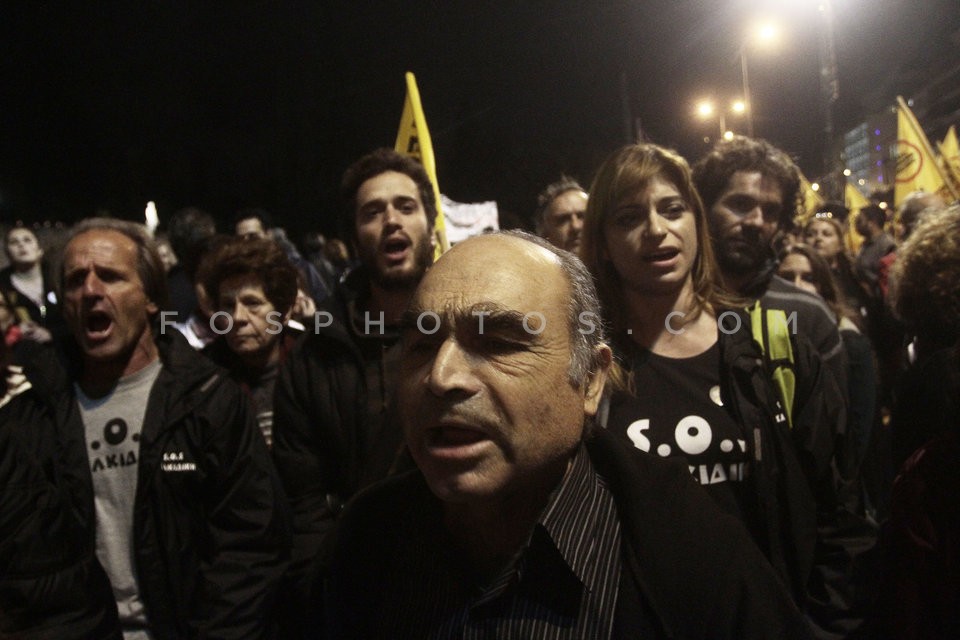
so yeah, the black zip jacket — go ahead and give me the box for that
[29,330,291,639]
[1,360,120,640]
[272,313,406,631]
[272,269,416,636]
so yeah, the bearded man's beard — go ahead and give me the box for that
[365,236,434,291]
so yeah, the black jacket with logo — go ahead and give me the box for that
[29,330,291,639]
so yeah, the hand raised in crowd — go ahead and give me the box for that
[290,288,316,324]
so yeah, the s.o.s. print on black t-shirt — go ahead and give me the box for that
[608,343,752,487]
[619,412,749,485]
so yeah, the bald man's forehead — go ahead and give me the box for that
[410,236,569,332]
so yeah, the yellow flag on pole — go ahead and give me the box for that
[395,72,448,258]
[937,125,960,197]
[894,96,958,206]
[844,182,869,255]
[797,172,824,225]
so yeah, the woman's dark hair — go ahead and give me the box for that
[202,237,299,315]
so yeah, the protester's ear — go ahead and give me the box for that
[582,343,612,417]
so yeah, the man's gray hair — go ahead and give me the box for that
[499,230,606,387]
[63,218,170,312]
[533,176,585,236]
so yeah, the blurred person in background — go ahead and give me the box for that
[877,190,944,298]
[169,234,228,351]
[0,226,65,343]
[871,204,960,639]
[804,214,870,318]
[153,233,178,274]
[299,230,338,292]
[778,243,881,518]
[163,206,216,322]
[533,176,589,253]
[322,237,353,285]
[852,204,895,296]
[232,207,328,306]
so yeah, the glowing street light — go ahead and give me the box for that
[756,22,778,44]
[740,20,779,137]
[695,98,745,139]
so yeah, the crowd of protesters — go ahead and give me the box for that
[1,137,957,639]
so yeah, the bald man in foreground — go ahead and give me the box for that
[318,231,810,639]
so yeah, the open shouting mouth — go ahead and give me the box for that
[84,310,114,340]
[381,235,411,263]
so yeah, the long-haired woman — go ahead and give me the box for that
[581,143,849,626]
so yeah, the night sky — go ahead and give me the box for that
[2,1,958,239]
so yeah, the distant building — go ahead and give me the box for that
[842,60,960,200]
[842,111,896,197]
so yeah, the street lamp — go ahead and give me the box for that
[739,21,779,137]
[695,99,745,139]
[696,101,722,138]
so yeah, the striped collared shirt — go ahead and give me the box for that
[380,445,622,639]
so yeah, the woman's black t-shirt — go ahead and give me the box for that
[608,342,758,524]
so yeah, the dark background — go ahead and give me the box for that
[2,1,958,239]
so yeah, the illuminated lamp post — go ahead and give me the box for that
[739,21,779,138]
[695,99,746,140]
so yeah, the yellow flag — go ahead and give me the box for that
[895,96,957,206]
[797,172,824,225]
[937,125,960,197]
[844,183,869,255]
[395,72,448,258]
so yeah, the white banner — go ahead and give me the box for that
[440,194,499,245]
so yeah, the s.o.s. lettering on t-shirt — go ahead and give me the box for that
[625,416,749,485]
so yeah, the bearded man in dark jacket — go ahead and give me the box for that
[54,218,290,639]
[272,149,436,633]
